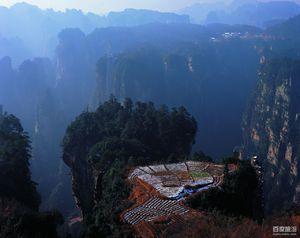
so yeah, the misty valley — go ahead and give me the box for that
[1,0,300,237]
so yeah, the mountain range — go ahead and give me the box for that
[180,0,300,27]
[0,3,189,65]
[1,1,300,237]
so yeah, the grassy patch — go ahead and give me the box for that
[190,171,211,180]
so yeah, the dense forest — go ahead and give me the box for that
[63,98,196,236]
[0,112,63,238]
[187,157,263,221]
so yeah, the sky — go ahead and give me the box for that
[0,0,299,14]
[0,0,231,14]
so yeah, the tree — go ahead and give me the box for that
[63,98,198,237]
[0,113,63,238]
[187,160,262,220]
[0,114,40,210]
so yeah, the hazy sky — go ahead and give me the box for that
[0,0,231,13]
[0,0,299,14]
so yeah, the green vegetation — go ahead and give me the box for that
[0,113,40,210]
[190,171,211,180]
[63,97,197,237]
[192,151,213,163]
[187,159,263,221]
[0,113,63,238]
[62,97,268,237]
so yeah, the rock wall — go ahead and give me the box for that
[243,58,300,214]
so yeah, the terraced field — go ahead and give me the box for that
[123,161,234,226]
[123,197,188,225]
[129,161,226,198]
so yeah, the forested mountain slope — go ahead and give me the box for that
[0,112,63,238]
[62,98,265,237]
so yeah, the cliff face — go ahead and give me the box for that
[0,56,77,216]
[0,56,55,131]
[63,146,95,216]
[243,58,300,214]
[95,42,260,157]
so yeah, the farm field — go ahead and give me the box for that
[123,161,236,228]
[128,161,226,199]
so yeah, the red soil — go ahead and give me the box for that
[122,164,299,238]
[122,175,204,237]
